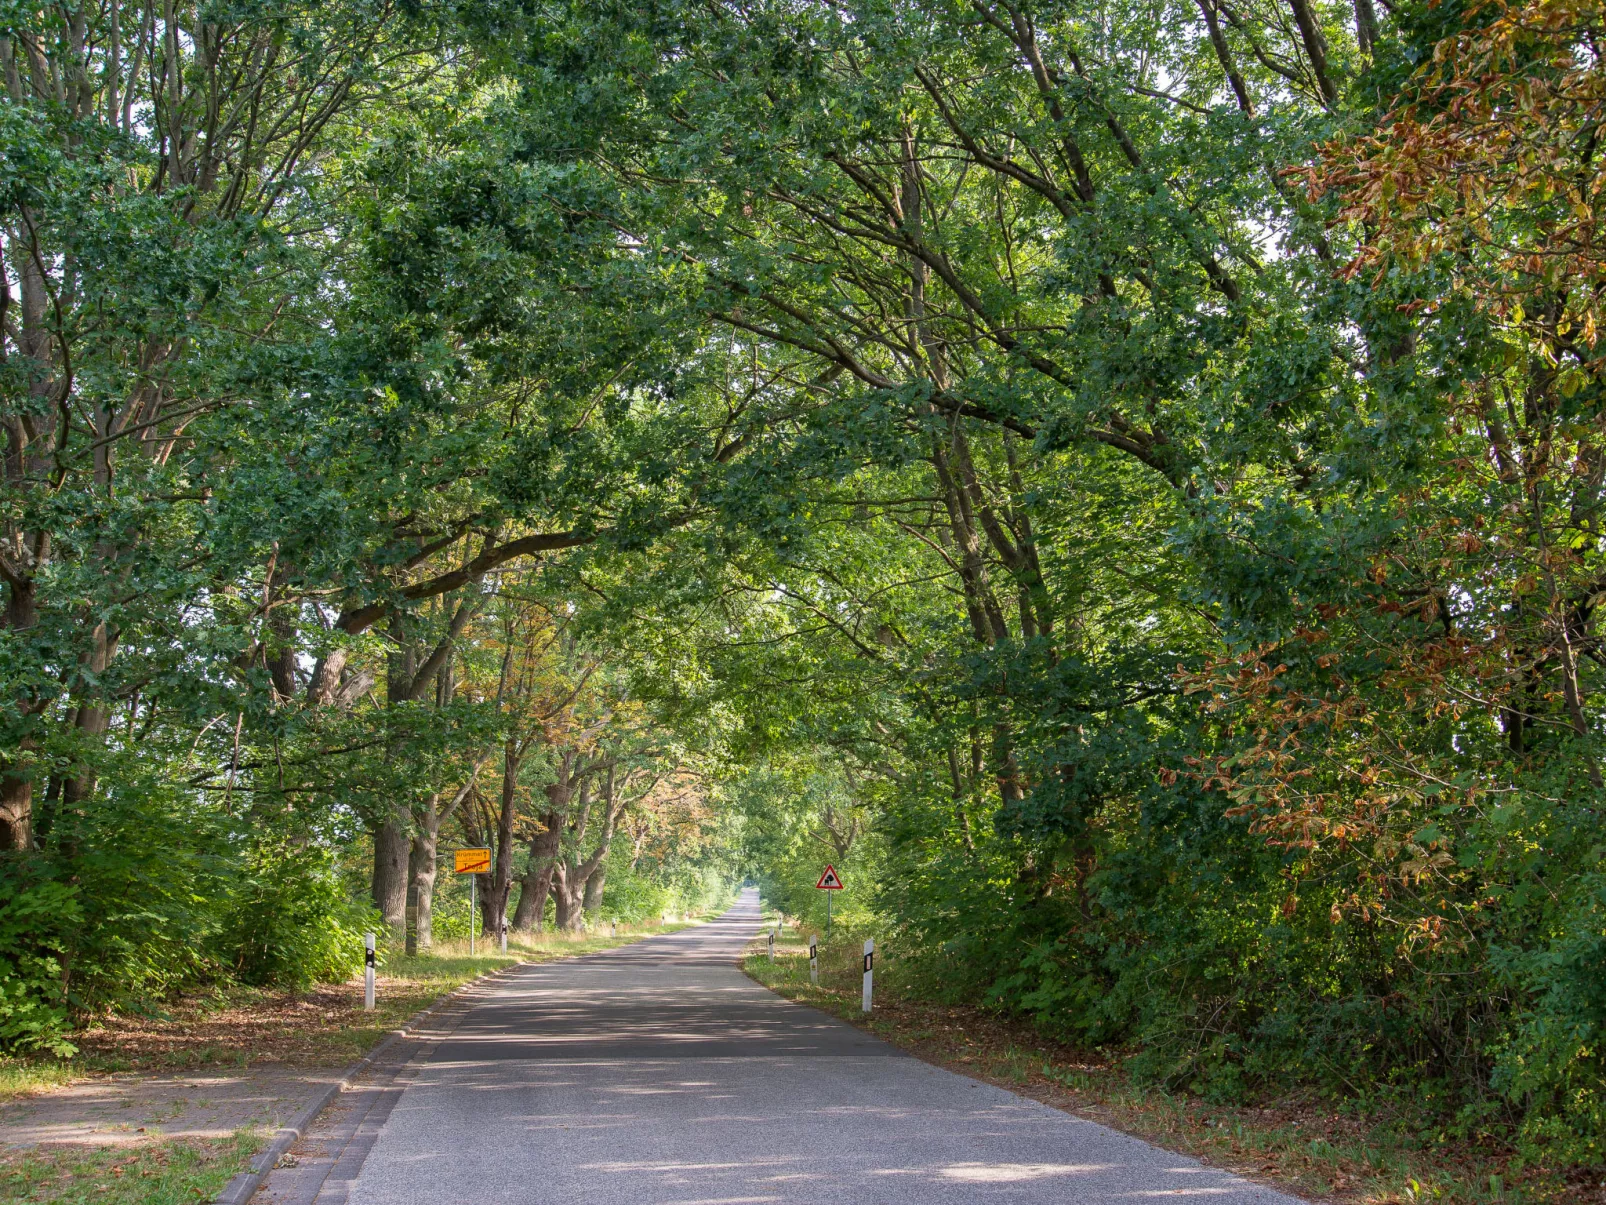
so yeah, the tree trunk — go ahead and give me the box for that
[63,619,118,806]
[372,818,409,939]
[552,863,583,931]
[409,800,440,951]
[0,576,38,850]
[583,862,607,917]
[568,765,625,925]
[512,811,560,932]
[0,773,31,851]
[512,748,575,932]
[481,736,520,937]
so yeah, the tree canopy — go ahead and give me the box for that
[3,0,1604,1171]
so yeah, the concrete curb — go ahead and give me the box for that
[213,961,528,1205]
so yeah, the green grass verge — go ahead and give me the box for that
[0,1059,79,1105]
[0,1132,262,1204]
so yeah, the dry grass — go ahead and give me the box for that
[744,930,1603,1205]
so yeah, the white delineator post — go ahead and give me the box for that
[767,928,775,961]
[500,917,507,954]
[809,934,818,985]
[862,938,874,1012]
[364,932,376,1011]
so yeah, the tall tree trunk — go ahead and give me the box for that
[0,574,38,850]
[481,736,520,937]
[512,748,575,931]
[374,615,424,940]
[552,863,583,931]
[582,862,607,917]
[571,765,624,923]
[512,810,560,931]
[409,795,440,950]
[372,818,409,939]
[63,619,118,806]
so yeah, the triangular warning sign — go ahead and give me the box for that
[816,864,844,890]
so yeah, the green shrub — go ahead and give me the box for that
[1490,875,1606,1165]
[215,843,376,990]
[0,857,81,1056]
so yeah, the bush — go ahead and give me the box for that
[0,857,81,1056]
[1490,875,1606,1165]
[215,842,377,990]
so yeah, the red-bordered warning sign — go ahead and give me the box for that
[815,864,844,890]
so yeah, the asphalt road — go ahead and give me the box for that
[265,888,1304,1204]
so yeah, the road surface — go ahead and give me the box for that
[257,888,1302,1203]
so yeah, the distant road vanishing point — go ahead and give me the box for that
[253,888,1304,1204]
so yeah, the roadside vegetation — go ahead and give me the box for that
[0,919,700,1103]
[747,931,1599,1204]
[2,0,1603,1190]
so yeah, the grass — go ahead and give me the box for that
[0,917,698,1102]
[0,1132,262,1204]
[744,927,1602,1205]
[0,1059,80,1105]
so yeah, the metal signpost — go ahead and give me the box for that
[815,864,844,935]
[454,848,491,956]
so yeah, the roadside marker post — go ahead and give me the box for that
[363,932,376,1011]
[499,918,507,954]
[809,934,818,985]
[862,938,874,1012]
[815,864,844,936]
[767,928,775,961]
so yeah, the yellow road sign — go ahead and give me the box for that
[454,848,491,874]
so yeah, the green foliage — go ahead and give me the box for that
[0,858,79,1056]
[215,843,377,991]
[1488,875,1606,1165]
[3,0,1601,1176]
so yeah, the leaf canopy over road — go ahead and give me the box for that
[3,0,1604,1171]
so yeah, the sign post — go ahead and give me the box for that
[454,849,491,956]
[815,864,844,935]
[862,937,874,1013]
[364,932,376,1011]
[809,934,818,985]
